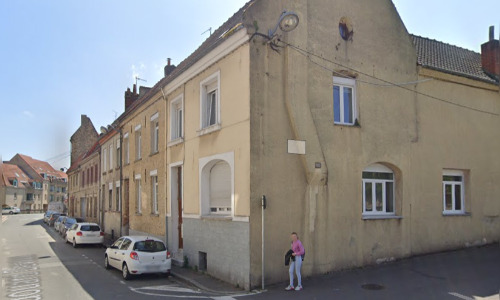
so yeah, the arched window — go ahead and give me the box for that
[209,161,231,214]
[199,152,234,217]
[362,164,395,216]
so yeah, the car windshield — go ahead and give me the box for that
[80,225,100,232]
[133,240,166,252]
[65,218,76,225]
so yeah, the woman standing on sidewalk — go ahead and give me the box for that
[286,232,305,291]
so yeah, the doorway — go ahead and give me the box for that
[170,164,183,257]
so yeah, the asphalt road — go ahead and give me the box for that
[2,214,499,300]
[0,214,245,299]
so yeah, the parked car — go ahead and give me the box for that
[2,205,21,215]
[66,223,104,248]
[104,236,172,280]
[43,211,57,223]
[60,217,84,237]
[54,216,66,233]
[48,213,66,227]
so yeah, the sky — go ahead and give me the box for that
[0,0,499,170]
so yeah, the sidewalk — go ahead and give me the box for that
[168,244,500,300]
[170,264,245,294]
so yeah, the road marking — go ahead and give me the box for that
[141,285,202,293]
[449,292,474,300]
[2,255,42,300]
[2,215,7,223]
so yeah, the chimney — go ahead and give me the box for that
[124,84,139,110]
[164,58,176,77]
[481,26,500,81]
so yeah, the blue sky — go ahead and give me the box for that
[0,0,498,170]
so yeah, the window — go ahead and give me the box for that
[135,176,142,213]
[108,186,113,211]
[94,165,98,183]
[151,113,159,154]
[362,164,394,216]
[333,77,356,125]
[151,174,158,214]
[200,71,220,129]
[443,170,465,214]
[200,153,234,217]
[116,140,121,167]
[13,179,18,187]
[14,193,17,199]
[124,133,130,164]
[170,95,183,141]
[109,144,113,170]
[115,181,121,211]
[135,125,142,160]
[103,150,107,174]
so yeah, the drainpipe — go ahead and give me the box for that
[119,128,123,238]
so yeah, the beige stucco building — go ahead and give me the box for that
[100,129,122,238]
[69,0,500,290]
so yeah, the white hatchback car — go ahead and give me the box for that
[65,223,104,248]
[2,206,21,214]
[105,236,172,280]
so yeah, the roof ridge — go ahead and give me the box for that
[410,34,480,55]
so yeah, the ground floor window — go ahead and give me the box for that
[443,170,464,214]
[362,164,395,216]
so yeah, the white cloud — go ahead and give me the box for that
[22,110,34,118]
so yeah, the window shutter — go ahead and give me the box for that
[209,161,231,209]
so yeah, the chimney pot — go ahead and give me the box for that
[489,26,495,41]
[167,58,171,66]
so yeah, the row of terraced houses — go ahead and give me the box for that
[66,0,500,289]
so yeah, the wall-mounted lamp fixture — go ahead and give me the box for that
[268,10,299,37]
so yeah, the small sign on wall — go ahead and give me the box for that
[288,140,306,155]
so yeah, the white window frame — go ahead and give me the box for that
[109,144,113,170]
[362,164,395,216]
[333,76,357,125]
[151,173,158,215]
[116,140,121,167]
[115,181,121,212]
[124,133,130,164]
[199,151,234,218]
[199,71,221,133]
[150,112,159,154]
[442,170,465,215]
[103,150,107,174]
[135,174,142,214]
[135,125,142,160]
[170,94,184,143]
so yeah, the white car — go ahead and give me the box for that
[105,236,172,280]
[2,206,21,214]
[65,223,104,248]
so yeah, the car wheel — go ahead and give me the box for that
[72,239,78,248]
[122,263,131,280]
[104,256,110,270]
[9,211,13,215]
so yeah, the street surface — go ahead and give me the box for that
[1,213,499,300]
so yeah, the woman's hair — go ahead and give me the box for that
[291,232,298,238]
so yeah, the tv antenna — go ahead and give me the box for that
[201,27,212,36]
[135,76,147,87]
